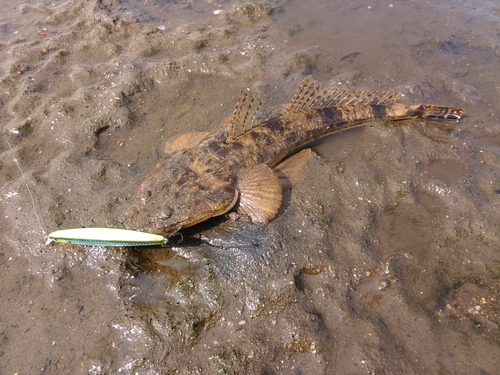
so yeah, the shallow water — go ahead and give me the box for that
[1,0,499,374]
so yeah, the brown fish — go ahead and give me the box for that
[126,76,463,236]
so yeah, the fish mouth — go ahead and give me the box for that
[125,204,185,236]
[124,205,160,234]
[125,194,235,236]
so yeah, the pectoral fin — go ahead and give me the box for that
[236,163,282,224]
[161,131,210,155]
[273,148,312,190]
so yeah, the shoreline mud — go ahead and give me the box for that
[1,0,499,373]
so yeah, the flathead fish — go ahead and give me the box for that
[126,76,464,236]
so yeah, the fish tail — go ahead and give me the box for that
[411,104,464,120]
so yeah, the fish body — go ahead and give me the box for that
[126,76,464,236]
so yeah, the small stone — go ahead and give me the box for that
[378,279,390,290]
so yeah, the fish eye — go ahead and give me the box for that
[140,190,153,204]
[158,209,173,220]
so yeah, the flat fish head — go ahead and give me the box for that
[125,151,237,236]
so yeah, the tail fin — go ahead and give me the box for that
[411,105,464,120]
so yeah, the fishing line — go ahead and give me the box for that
[6,140,166,247]
[6,139,47,239]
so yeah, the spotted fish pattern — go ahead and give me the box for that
[126,76,464,236]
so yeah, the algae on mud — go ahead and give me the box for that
[0,0,499,374]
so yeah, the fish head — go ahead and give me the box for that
[125,151,237,236]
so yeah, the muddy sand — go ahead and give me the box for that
[1,0,499,373]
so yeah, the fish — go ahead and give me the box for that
[125,76,464,236]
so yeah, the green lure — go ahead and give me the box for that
[48,228,165,247]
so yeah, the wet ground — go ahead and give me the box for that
[1,0,499,373]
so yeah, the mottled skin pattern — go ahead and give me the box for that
[126,97,462,236]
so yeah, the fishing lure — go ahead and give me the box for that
[47,228,165,247]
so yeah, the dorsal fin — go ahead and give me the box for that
[161,131,210,156]
[230,91,280,139]
[288,76,400,112]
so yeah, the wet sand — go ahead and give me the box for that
[1,0,499,373]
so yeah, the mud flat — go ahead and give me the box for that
[0,0,499,373]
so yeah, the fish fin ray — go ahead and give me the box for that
[273,149,313,190]
[230,91,281,139]
[289,76,401,112]
[161,131,210,155]
[236,163,282,223]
